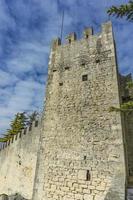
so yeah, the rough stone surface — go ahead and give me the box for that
[32,22,126,200]
[0,120,41,199]
[0,21,133,200]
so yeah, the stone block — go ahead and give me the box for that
[78,170,86,180]
[83,194,94,200]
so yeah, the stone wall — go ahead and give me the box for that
[119,74,133,185]
[32,22,126,200]
[126,112,133,179]
[0,119,41,200]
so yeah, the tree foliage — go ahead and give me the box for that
[109,101,133,112]
[107,1,133,21]
[8,112,28,136]
[0,111,39,143]
[109,81,133,113]
[28,111,39,125]
[127,81,133,89]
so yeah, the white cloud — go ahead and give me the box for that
[0,78,44,133]
[0,69,18,87]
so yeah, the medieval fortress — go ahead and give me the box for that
[0,21,133,200]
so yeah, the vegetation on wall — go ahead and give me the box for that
[109,80,133,113]
[0,111,39,143]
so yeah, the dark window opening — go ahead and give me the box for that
[96,59,100,63]
[29,125,32,131]
[69,39,71,44]
[86,34,89,39]
[23,128,27,135]
[86,170,91,181]
[19,161,22,166]
[81,62,85,66]
[15,134,18,140]
[65,66,70,70]
[53,69,57,72]
[59,82,63,86]
[82,74,88,81]
[35,121,38,127]
[84,156,87,160]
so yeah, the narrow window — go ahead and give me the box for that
[86,170,91,181]
[96,59,100,63]
[15,134,18,140]
[35,121,38,127]
[84,156,87,160]
[86,34,89,39]
[82,74,88,81]
[29,124,32,131]
[19,161,22,166]
[53,69,57,72]
[19,133,21,138]
[65,66,70,70]
[59,82,63,86]
[69,39,71,44]
[81,62,85,66]
[23,128,27,135]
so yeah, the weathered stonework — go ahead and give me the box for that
[32,22,127,200]
[0,119,41,199]
[0,21,133,200]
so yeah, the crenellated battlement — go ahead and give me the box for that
[52,21,113,49]
[0,116,41,151]
[0,116,41,199]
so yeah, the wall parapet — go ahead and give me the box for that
[0,116,41,199]
[0,116,42,151]
[52,21,113,48]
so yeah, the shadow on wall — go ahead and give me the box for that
[0,194,30,200]
[104,190,121,200]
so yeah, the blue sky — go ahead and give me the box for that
[0,0,132,134]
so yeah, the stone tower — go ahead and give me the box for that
[32,22,126,200]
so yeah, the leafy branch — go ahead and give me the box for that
[107,1,133,21]
[109,101,133,113]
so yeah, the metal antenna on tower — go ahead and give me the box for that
[60,10,65,42]
[105,0,110,21]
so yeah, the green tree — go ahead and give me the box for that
[0,112,28,142]
[8,112,28,136]
[28,111,39,125]
[107,1,133,21]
